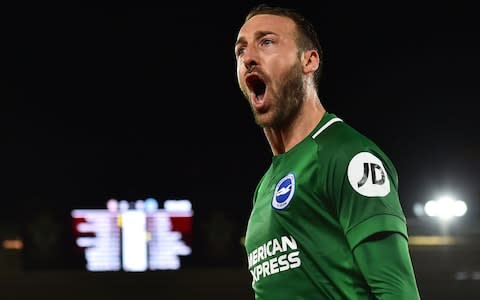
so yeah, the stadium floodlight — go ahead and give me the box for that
[424,195,467,220]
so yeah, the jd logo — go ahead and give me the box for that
[357,162,385,187]
[347,152,390,197]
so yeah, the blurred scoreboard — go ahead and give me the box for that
[71,198,193,272]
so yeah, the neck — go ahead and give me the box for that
[264,91,326,156]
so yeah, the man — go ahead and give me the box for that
[234,4,421,299]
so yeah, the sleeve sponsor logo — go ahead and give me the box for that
[347,152,390,197]
[272,173,295,210]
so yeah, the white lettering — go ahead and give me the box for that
[281,235,297,251]
[266,240,273,256]
[277,254,289,272]
[262,261,270,276]
[272,239,283,255]
[270,257,279,274]
[247,236,302,283]
[255,264,263,279]
[250,267,258,282]
[288,251,301,268]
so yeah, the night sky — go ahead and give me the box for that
[2,3,480,227]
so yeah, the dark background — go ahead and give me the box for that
[3,3,479,217]
[1,2,480,299]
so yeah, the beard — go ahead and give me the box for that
[243,60,305,129]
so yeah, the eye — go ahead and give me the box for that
[236,47,245,57]
[261,39,273,47]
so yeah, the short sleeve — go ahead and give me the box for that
[326,144,408,250]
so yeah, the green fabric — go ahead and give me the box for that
[244,112,418,299]
[353,233,421,299]
[346,214,407,252]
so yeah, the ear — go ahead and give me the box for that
[302,49,320,74]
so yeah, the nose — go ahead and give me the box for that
[243,56,257,72]
[240,46,258,72]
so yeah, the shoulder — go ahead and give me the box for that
[312,116,397,176]
[312,117,379,154]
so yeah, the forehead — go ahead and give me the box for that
[237,14,297,40]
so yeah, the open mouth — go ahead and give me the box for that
[246,75,266,101]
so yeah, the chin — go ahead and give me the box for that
[254,114,274,128]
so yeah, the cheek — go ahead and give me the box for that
[236,63,242,77]
[270,55,297,78]
[236,66,241,80]
[236,66,246,88]
[267,55,288,74]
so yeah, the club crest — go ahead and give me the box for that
[272,173,295,210]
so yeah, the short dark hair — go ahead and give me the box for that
[244,4,324,84]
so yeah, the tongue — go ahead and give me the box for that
[257,93,264,101]
[252,91,267,110]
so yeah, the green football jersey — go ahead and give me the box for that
[244,112,408,299]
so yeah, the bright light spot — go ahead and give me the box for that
[107,198,118,212]
[2,239,23,250]
[135,200,145,210]
[145,197,158,212]
[122,210,147,272]
[453,200,468,217]
[413,202,425,217]
[76,237,96,247]
[165,200,192,212]
[119,200,129,211]
[424,195,467,220]
[424,200,437,217]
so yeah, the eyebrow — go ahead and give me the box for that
[234,30,277,48]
